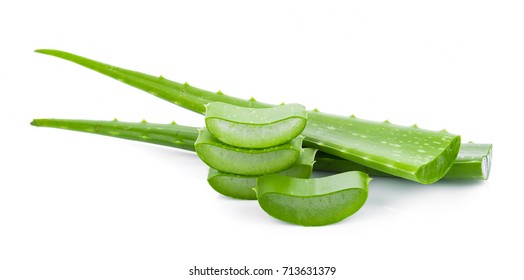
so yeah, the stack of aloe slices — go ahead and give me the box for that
[31,49,492,226]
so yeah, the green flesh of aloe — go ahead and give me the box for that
[255,171,370,226]
[195,128,303,176]
[207,148,317,200]
[205,102,307,148]
[35,49,462,184]
[31,119,490,180]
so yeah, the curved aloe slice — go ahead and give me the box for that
[205,102,307,148]
[31,119,488,180]
[195,128,303,176]
[314,143,492,180]
[255,172,370,226]
[207,148,317,200]
[34,49,462,183]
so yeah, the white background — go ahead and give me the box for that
[1,1,523,279]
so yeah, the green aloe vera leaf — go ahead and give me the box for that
[442,143,492,180]
[305,111,461,184]
[195,128,303,176]
[30,118,198,151]
[255,171,370,226]
[207,148,317,200]
[314,143,492,180]
[35,49,462,184]
[205,102,307,148]
[34,49,270,113]
[31,118,487,180]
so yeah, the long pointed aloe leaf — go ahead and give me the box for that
[30,118,198,151]
[31,119,489,180]
[34,49,461,184]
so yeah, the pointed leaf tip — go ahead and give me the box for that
[30,119,40,126]
[249,97,257,102]
[141,119,148,124]
[411,123,418,128]
[350,114,356,118]
[113,118,118,122]
[384,119,391,124]
[217,90,224,95]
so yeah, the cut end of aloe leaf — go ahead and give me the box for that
[255,171,369,226]
[414,135,462,184]
[205,102,307,148]
[444,143,493,180]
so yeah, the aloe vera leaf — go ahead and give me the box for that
[30,118,198,151]
[305,112,461,184]
[35,49,461,184]
[34,49,270,113]
[207,148,317,200]
[195,128,303,176]
[32,118,487,180]
[442,143,492,180]
[255,171,370,226]
[205,102,307,148]
[314,143,492,180]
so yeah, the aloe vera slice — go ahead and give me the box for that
[34,49,462,183]
[207,148,317,200]
[32,119,489,180]
[205,102,307,148]
[195,128,303,176]
[255,171,370,226]
[314,143,492,180]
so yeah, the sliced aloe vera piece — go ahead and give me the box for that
[314,143,492,180]
[207,148,317,200]
[205,102,307,148]
[35,49,463,183]
[255,171,370,226]
[195,128,303,176]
